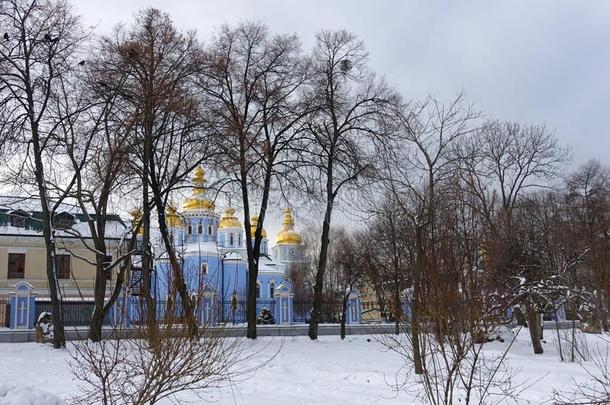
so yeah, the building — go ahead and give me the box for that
[0,196,127,327]
[154,166,305,324]
[0,196,127,300]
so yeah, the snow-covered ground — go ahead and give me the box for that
[0,330,606,404]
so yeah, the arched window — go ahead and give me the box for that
[208,225,212,235]
[198,223,203,234]
[230,234,234,246]
[256,282,260,300]
[269,282,275,300]
[187,225,192,235]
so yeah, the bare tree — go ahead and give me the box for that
[0,0,90,348]
[96,8,210,332]
[68,292,270,405]
[302,29,395,340]
[565,160,610,332]
[458,121,570,354]
[48,56,141,341]
[378,93,479,373]
[197,22,311,339]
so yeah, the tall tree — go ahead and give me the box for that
[97,8,208,331]
[378,93,479,372]
[303,29,395,340]
[50,58,139,341]
[0,0,89,348]
[459,120,569,354]
[197,22,310,339]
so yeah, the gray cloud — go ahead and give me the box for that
[73,0,610,167]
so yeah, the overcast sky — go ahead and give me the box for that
[72,0,610,168]
[66,0,610,232]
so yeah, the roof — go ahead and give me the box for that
[0,195,127,239]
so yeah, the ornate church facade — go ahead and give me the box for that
[154,166,305,324]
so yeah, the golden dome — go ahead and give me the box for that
[249,215,267,239]
[130,208,144,236]
[166,204,182,227]
[183,165,215,211]
[275,207,302,245]
[218,207,242,229]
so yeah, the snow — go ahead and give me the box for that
[36,312,52,323]
[0,382,65,405]
[0,331,607,404]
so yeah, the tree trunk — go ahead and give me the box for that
[526,305,544,354]
[31,122,65,348]
[411,225,425,374]
[394,273,401,335]
[141,137,157,335]
[340,294,349,340]
[89,258,108,342]
[153,192,197,335]
[246,255,258,339]
[308,198,334,340]
[44,236,65,348]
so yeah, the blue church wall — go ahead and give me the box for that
[184,216,218,244]
[217,230,243,249]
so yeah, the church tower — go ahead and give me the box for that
[272,208,303,264]
[181,166,218,244]
[217,207,243,248]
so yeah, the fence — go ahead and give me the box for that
[20,298,351,328]
[0,299,9,327]
[150,300,277,325]
[146,299,348,325]
[293,301,345,324]
[35,300,111,327]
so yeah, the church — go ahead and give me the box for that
[153,166,305,324]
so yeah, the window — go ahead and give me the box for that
[256,282,260,300]
[200,262,208,277]
[104,255,112,281]
[55,254,71,279]
[54,213,74,230]
[208,225,212,235]
[269,282,275,299]
[187,225,192,235]
[7,253,25,279]
[230,234,234,246]
[9,211,27,228]
[198,223,203,234]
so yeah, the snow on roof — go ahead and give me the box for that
[258,254,285,275]
[181,241,221,256]
[0,195,127,239]
[0,195,80,214]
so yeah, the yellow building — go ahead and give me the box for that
[0,197,127,301]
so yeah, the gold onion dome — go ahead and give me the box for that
[275,207,302,245]
[129,208,144,236]
[166,204,182,227]
[183,166,215,211]
[218,207,242,229]
[249,215,267,239]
